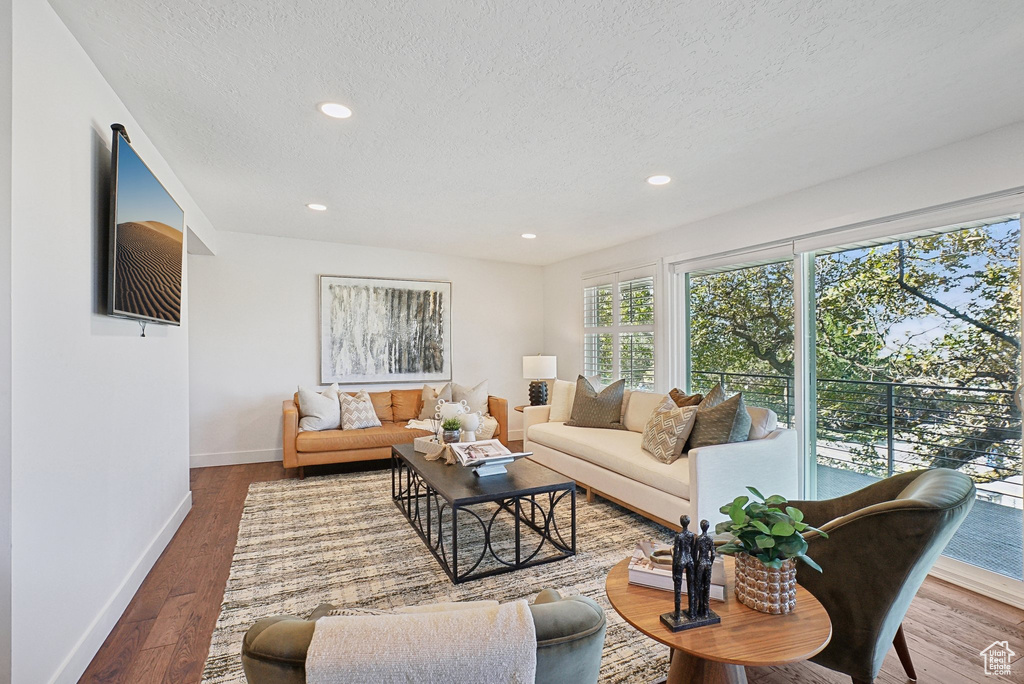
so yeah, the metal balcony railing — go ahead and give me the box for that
[691,370,1023,507]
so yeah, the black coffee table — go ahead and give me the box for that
[391,443,576,583]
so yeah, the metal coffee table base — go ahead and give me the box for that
[392,454,576,583]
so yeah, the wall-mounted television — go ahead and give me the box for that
[107,124,184,325]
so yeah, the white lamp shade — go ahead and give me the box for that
[523,355,557,379]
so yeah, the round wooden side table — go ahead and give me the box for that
[605,556,832,683]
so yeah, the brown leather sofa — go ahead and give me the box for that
[283,389,509,478]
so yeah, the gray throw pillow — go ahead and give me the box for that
[296,384,341,431]
[565,376,627,430]
[697,382,726,410]
[687,392,752,450]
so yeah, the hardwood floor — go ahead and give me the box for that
[82,445,1024,683]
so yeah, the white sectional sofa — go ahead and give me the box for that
[523,391,799,529]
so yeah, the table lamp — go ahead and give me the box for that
[523,355,557,406]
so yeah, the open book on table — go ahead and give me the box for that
[449,440,531,467]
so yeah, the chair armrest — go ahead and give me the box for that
[523,405,551,442]
[530,594,606,646]
[688,429,799,526]
[488,396,509,447]
[241,614,314,684]
[282,399,299,468]
[789,469,924,528]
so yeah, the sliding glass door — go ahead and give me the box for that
[680,212,1024,589]
[812,217,1022,580]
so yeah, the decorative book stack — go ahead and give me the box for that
[627,541,727,602]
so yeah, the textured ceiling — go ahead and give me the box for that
[48,0,1024,265]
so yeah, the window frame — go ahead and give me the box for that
[582,264,657,390]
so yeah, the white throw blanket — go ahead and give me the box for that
[306,599,537,684]
[405,415,499,441]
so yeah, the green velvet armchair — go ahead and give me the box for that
[790,468,975,684]
[241,589,606,684]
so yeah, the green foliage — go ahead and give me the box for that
[440,417,462,431]
[689,220,1022,482]
[715,487,828,571]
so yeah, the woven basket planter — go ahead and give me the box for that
[734,552,797,614]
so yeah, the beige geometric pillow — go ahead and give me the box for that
[341,390,382,430]
[418,383,452,420]
[296,384,341,431]
[641,399,698,463]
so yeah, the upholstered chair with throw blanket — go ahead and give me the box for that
[789,468,975,684]
[241,589,606,684]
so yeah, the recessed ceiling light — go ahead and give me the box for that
[646,175,671,186]
[521,233,537,239]
[318,102,352,119]
[306,203,327,211]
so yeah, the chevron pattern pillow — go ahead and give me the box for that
[341,390,382,430]
[641,399,698,464]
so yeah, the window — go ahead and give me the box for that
[687,260,795,425]
[583,267,655,390]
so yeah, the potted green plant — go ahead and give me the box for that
[440,417,462,444]
[715,486,829,614]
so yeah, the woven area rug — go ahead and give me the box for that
[202,469,673,683]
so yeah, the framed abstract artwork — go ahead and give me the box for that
[319,275,452,384]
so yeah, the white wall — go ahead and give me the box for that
[544,120,1024,382]
[188,231,544,466]
[10,0,216,681]
[0,0,13,677]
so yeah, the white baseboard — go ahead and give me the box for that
[51,491,192,684]
[509,429,524,441]
[190,448,283,468]
[930,556,1024,609]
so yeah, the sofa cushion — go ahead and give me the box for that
[669,388,703,408]
[747,406,778,440]
[296,422,431,452]
[391,389,422,422]
[566,376,627,430]
[341,391,384,430]
[453,380,489,415]
[296,384,341,431]
[688,393,751,450]
[548,379,576,422]
[586,375,630,423]
[527,422,689,500]
[697,383,726,409]
[418,383,452,420]
[624,391,669,433]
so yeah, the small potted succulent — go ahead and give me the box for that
[440,417,462,444]
[715,487,829,614]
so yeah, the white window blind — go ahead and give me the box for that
[582,266,656,390]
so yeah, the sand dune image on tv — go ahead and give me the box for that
[113,220,183,323]
[107,125,185,325]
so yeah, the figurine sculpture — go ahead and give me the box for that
[660,516,722,632]
[671,515,695,619]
